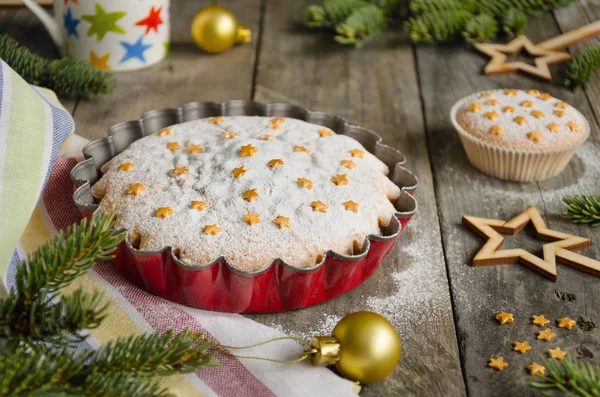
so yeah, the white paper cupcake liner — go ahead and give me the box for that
[450,91,590,182]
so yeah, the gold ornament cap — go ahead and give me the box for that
[236,24,252,44]
[307,311,401,384]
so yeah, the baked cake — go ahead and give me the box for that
[91,116,401,272]
[451,89,590,182]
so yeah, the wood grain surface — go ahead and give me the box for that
[1,1,600,396]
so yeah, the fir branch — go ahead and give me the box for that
[305,0,370,28]
[480,0,576,17]
[529,357,600,396]
[462,13,499,43]
[405,10,474,43]
[91,330,218,376]
[565,43,600,89]
[409,0,477,13]
[15,214,124,299]
[80,373,171,397]
[334,4,387,46]
[562,195,600,226]
[0,34,116,99]
[502,8,528,37]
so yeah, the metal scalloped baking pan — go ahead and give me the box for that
[71,100,418,313]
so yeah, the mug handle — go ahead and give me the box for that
[21,0,64,49]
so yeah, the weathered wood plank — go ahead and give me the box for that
[416,10,600,396]
[0,8,76,113]
[248,1,466,396]
[70,1,262,141]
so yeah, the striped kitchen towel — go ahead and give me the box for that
[0,59,74,295]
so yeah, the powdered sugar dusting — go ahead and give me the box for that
[92,116,401,272]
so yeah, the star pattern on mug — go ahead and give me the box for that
[63,8,80,38]
[90,51,111,70]
[135,6,163,35]
[82,3,126,42]
[120,35,153,64]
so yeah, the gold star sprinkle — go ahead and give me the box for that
[331,174,349,186]
[555,102,568,109]
[119,162,134,171]
[532,315,550,327]
[548,347,567,360]
[243,212,261,225]
[128,183,145,195]
[157,128,172,136]
[526,89,540,94]
[294,145,310,153]
[480,92,495,98]
[222,131,237,139]
[554,110,566,117]
[486,99,500,106]
[167,141,181,151]
[232,165,246,178]
[488,357,509,371]
[557,317,576,330]
[547,123,560,133]
[186,144,203,154]
[204,224,222,235]
[343,200,359,213]
[567,121,580,133]
[531,110,546,119]
[513,341,532,354]
[539,93,552,100]
[495,312,514,324]
[318,128,333,137]
[156,207,175,218]
[259,134,276,140]
[209,117,224,124]
[271,117,285,124]
[528,131,543,143]
[521,100,534,107]
[341,159,356,169]
[297,178,313,189]
[173,166,189,175]
[490,125,503,136]
[537,328,557,342]
[273,216,291,229]
[527,362,546,376]
[484,112,499,120]
[268,122,283,130]
[311,200,328,213]
[240,144,258,157]
[191,201,209,211]
[503,106,515,113]
[242,188,259,202]
[514,116,527,125]
[470,103,483,112]
[504,89,518,96]
[349,149,365,158]
[267,158,284,168]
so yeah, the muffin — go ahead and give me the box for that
[91,115,401,273]
[450,89,590,182]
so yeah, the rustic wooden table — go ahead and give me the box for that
[2,1,600,396]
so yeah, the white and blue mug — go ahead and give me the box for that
[22,0,170,71]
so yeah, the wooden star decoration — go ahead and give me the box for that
[474,36,571,80]
[548,347,567,360]
[463,206,600,281]
[513,341,532,354]
[474,21,600,80]
[488,357,508,371]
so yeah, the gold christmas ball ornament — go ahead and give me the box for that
[307,311,401,384]
[190,5,252,54]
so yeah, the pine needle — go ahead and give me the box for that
[530,357,600,396]
[562,195,600,227]
[565,43,600,89]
